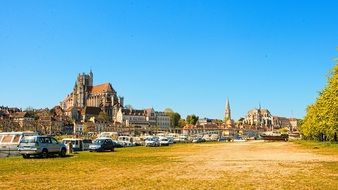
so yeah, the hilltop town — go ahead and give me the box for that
[0,71,299,137]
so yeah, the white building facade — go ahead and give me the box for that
[116,108,171,129]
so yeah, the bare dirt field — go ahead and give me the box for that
[0,141,337,190]
[146,141,338,190]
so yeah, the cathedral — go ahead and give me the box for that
[60,71,124,121]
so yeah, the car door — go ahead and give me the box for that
[107,139,114,150]
[49,137,60,153]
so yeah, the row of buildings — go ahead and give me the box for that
[1,71,299,136]
[183,99,299,136]
[0,106,71,134]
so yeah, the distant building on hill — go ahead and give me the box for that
[243,107,273,128]
[240,106,299,132]
[60,70,124,121]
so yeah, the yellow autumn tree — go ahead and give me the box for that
[300,63,338,141]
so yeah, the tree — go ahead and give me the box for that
[98,112,110,122]
[165,111,181,128]
[186,115,199,125]
[171,112,181,128]
[300,63,338,141]
[179,119,187,127]
[164,108,181,127]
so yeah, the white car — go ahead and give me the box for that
[145,137,160,147]
[159,137,170,146]
[18,135,67,158]
[117,136,134,147]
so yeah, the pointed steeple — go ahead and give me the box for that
[224,97,231,121]
[89,69,93,86]
[89,69,93,77]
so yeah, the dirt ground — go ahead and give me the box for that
[148,141,338,189]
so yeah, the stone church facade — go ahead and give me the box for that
[60,71,124,121]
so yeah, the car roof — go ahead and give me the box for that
[62,138,83,141]
[96,137,112,140]
[25,135,51,138]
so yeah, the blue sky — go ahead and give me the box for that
[0,0,337,120]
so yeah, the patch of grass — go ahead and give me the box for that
[293,140,338,154]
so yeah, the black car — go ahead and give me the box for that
[89,138,115,152]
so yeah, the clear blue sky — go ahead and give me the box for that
[0,0,337,120]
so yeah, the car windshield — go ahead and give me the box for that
[83,139,92,143]
[20,136,36,143]
[93,140,105,145]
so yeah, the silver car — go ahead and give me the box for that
[144,137,160,147]
[18,136,67,158]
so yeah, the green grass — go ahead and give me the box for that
[293,140,338,154]
[0,142,337,190]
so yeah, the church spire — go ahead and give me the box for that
[224,97,231,121]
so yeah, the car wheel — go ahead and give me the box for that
[22,154,30,159]
[59,148,66,157]
[41,149,48,158]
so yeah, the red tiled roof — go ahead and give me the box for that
[15,112,27,118]
[90,83,114,94]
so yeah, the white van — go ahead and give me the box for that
[61,138,93,151]
[98,132,118,140]
[117,136,134,147]
[62,138,83,151]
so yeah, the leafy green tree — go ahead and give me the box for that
[300,63,338,141]
[186,115,199,125]
[171,112,181,127]
[164,109,181,128]
[179,119,187,127]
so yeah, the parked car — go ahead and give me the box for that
[192,137,205,143]
[144,137,160,147]
[233,136,247,142]
[62,138,85,151]
[133,137,145,146]
[83,139,93,150]
[218,136,233,142]
[18,135,67,158]
[112,140,124,148]
[117,136,134,147]
[89,138,115,152]
[159,137,170,146]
